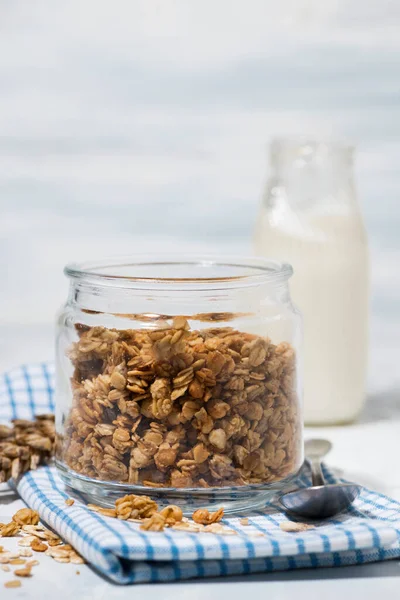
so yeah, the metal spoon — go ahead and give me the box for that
[279,439,361,519]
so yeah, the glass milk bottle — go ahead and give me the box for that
[254,138,369,425]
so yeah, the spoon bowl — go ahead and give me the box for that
[279,438,362,519]
[279,483,361,519]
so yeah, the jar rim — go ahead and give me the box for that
[64,254,293,290]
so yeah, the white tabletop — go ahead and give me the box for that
[2,400,400,599]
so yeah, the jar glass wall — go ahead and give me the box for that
[55,256,303,514]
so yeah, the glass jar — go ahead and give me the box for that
[255,139,369,425]
[55,256,303,514]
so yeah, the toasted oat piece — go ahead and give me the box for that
[65,498,75,507]
[4,580,22,588]
[97,508,117,518]
[240,518,249,526]
[18,536,37,547]
[30,539,47,552]
[14,567,32,577]
[204,523,237,535]
[69,553,85,565]
[9,559,25,565]
[171,521,204,533]
[279,521,315,532]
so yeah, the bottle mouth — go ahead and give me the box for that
[65,254,293,291]
[271,136,354,166]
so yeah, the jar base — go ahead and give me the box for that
[56,461,303,516]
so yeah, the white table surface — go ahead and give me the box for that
[1,399,400,599]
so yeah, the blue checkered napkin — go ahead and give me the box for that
[2,364,400,584]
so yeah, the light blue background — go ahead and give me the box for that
[0,0,399,394]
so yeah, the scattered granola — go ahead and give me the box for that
[240,518,249,526]
[192,508,224,525]
[60,319,301,488]
[84,494,240,535]
[1,565,10,572]
[65,498,75,506]
[279,521,315,533]
[0,415,55,483]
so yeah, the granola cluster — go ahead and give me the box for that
[87,494,229,533]
[0,416,55,483]
[60,317,301,488]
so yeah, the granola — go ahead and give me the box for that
[60,318,301,488]
[0,523,20,537]
[0,415,55,483]
[12,509,39,526]
[192,507,224,525]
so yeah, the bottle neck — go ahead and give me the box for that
[268,139,356,214]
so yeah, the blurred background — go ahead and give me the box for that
[1,0,399,400]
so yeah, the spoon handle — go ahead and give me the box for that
[310,459,325,487]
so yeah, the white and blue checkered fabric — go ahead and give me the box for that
[1,363,400,584]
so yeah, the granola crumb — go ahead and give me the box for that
[4,580,22,588]
[65,498,75,507]
[14,567,32,577]
[30,540,48,552]
[159,505,183,525]
[97,508,117,518]
[25,560,39,568]
[279,521,315,532]
[192,507,224,525]
[1,565,10,572]
[76,570,80,575]
[140,513,166,532]
[240,518,249,526]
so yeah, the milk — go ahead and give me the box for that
[254,140,369,424]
